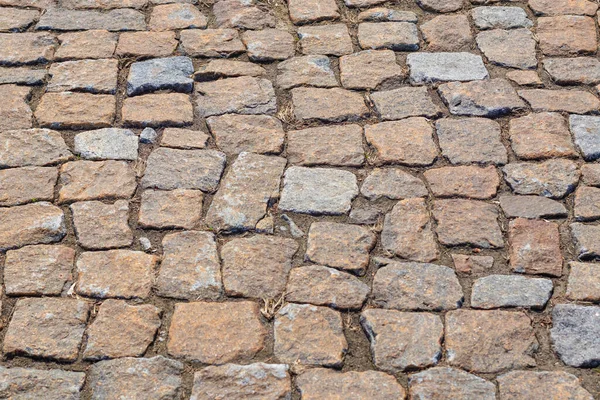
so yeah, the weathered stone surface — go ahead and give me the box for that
[358,22,419,51]
[71,200,132,249]
[349,203,384,225]
[3,298,88,362]
[0,32,56,65]
[88,356,183,400]
[222,235,297,298]
[287,124,364,166]
[575,186,600,221]
[127,56,194,96]
[76,250,158,299]
[571,223,600,260]
[36,92,115,129]
[74,128,138,160]
[288,0,339,24]
[297,369,405,400]
[567,262,600,302]
[243,29,295,61]
[180,28,245,57]
[421,15,472,51]
[452,254,494,275]
[191,363,291,400]
[277,55,337,90]
[36,8,146,31]
[498,370,594,400]
[122,93,193,127]
[61,0,148,9]
[424,165,499,199]
[409,367,496,400]
[371,86,441,120]
[570,115,600,161]
[116,31,176,57]
[519,89,600,114]
[433,199,504,248]
[196,76,275,117]
[4,244,74,296]
[509,112,577,160]
[279,166,358,215]
[438,78,525,117]
[361,168,427,200]
[0,7,39,31]
[436,118,507,165]
[58,160,136,203]
[408,52,488,84]
[56,30,117,59]
[551,304,600,367]
[361,309,443,372]
[274,303,347,367]
[292,87,368,122]
[48,58,117,93]
[544,57,600,85]
[0,66,46,85]
[366,118,438,165]
[344,0,386,7]
[509,218,563,276]
[506,70,542,86]
[83,299,161,360]
[138,189,203,229]
[207,114,284,155]
[537,16,597,56]
[298,24,353,56]
[0,367,85,400]
[476,28,537,69]
[373,259,463,311]
[149,3,207,30]
[530,0,598,15]
[358,8,418,22]
[206,152,286,232]
[381,198,439,263]
[472,6,532,29]
[503,159,580,198]
[168,301,266,363]
[416,0,463,12]
[195,59,266,80]
[0,202,65,251]
[0,166,57,206]
[471,275,553,309]
[446,309,538,373]
[582,164,600,186]
[142,148,226,192]
[340,49,403,90]
[499,194,568,219]
[286,265,369,310]
[0,84,31,130]
[214,0,276,29]
[160,128,208,149]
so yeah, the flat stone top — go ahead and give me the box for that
[1,0,599,398]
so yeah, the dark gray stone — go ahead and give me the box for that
[471,275,553,309]
[569,114,600,161]
[499,195,568,219]
[127,56,194,96]
[551,304,600,367]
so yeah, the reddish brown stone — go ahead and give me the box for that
[424,165,499,199]
[409,367,496,399]
[116,31,177,57]
[506,70,543,86]
[0,367,85,400]
[214,0,276,29]
[421,15,472,51]
[0,84,31,130]
[476,28,537,70]
[160,128,209,149]
[287,124,364,166]
[537,16,597,56]
[167,301,267,364]
[582,164,600,186]
[0,32,56,65]
[509,218,563,276]
[519,89,600,114]
[288,0,339,24]
[149,3,207,31]
[567,262,600,302]
[195,59,266,80]
[277,55,337,90]
[498,370,594,400]
[207,114,284,155]
[339,49,404,90]
[0,166,57,206]
[0,7,39,31]
[180,28,245,58]
[0,128,72,168]
[358,22,419,51]
[138,189,203,229]
[196,76,276,117]
[71,200,132,249]
[298,24,353,56]
[48,59,118,94]
[417,0,463,12]
[292,87,368,122]
[0,202,65,251]
[122,93,193,127]
[36,92,115,129]
[530,0,598,16]
[242,29,295,61]
[452,254,494,275]
[574,186,600,221]
[56,30,116,60]
[509,113,577,159]
[361,168,428,200]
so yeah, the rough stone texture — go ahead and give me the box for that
[168,301,266,364]
[498,370,594,400]
[116,31,177,57]
[361,168,427,200]
[569,115,600,161]
[409,367,496,400]
[339,49,404,90]
[0,202,65,251]
[537,16,597,56]
[206,152,286,232]
[509,218,563,276]
[0,32,56,65]
[0,66,46,85]
[76,250,158,299]
[0,7,39,31]
[571,223,600,260]
[149,3,207,31]
[3,298,89,362]
[279,166,358,215]
[305,222,376,275]
[56,30,117,60]
[36,92,115,129]
[48,58,118,93]
[191,363,291,400]
[445,309,538,373]
[196,76,276,117]
[207,114,284,155]
[0,367,85,400]
[582,164,600,186]
[180,28,245,57]
[287,124,364,166]
[274,303,347,367]
[417,0,463,12]
[138,189,203,229]
[424,165,499,199]
[551,304,600,367]
[286,265,370,310]
[83,299,161,360]
[471,275,553,309]
[529,0,598,15]
[243,29,295,61]
[574,186,600,221]
[421,15,472,51]
[142,148,226,192]
[519,89,600,114]
[567,262,600,302]
[195,58,266,80]
[88,356,183,400]
[292,87,368,122]
[476,29,537,69]
[358,22,419,51]
[433,199,504,249]
[472,6,532,29]
[544,57,600,85]
[122,93,193,127]
[408,52,488,84]
[509,112,577,160]
[222,235,298,298]
[499,194,568,219]
[373,259,463,311]
[0,84,32,130]
[74,128,138,160]
[71,200,132,249]
[361,309,443,373]
[297,369,406,400]
[36,8,146,31]
[0,166,57,206]
[160,128,209,149]
[288,0,339,24]
[436,118,507,165]
[381,198,439,262]
[298,24,353,56]
[438,78,525,117]
[277,55,337,90]
[371,86,441,120]
[358,8,418,22]
[452,254,494,275]
[58,160,136,203]
[214,0,276,29]
[503,159,580,199]
[127,56,193,96]
[4,244,74,296]
[506,70,542,86]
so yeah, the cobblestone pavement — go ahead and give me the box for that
[0,0,599,398]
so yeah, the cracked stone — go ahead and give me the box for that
[74,128,138,161]
[36,92,115,129]
[71,200,132,249]
[196,76,276,117]
[567,262,600,302]
[424,165,499,199]
[370,86,441,120]
[361,168,427,200]
[519,89,600,114]
[358,22,419,51]
[287,124,364,167]
[180,28,245,57]
[0,129,71,167]
[409,367,496,400]
[499,194,568,219]
[471,275,553,309]
[421,15,473,51]
[298,24,353,56]
[149,3,207,30]
[509,218,563,276]
[292,87,368,122]
[207,114,284,155]
[0,202,65,251]
[138,189,203,229]
[243,29,295,61]
[297,369,405,399]
[127,56,194,96]
[551,304,600,367]
[503,159,580,198]
[408,52,488,84]
[277,55,337,90]
[569,115,600,161]
[476,28,537,69]
[472,6,532,29]
[340,49,404,90]
[0,166,57,206]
